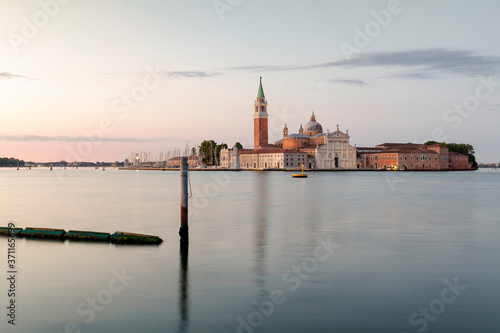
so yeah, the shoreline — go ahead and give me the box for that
[117,167,475,172]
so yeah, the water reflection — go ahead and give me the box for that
[178,241,190,333]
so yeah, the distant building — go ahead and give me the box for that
[166,156,199,168]
[220,78,356,169]
[133,154,140,167]
[357,143,472,170]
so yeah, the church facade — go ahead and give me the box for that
[220,78,357,170]
[274,112,357,169]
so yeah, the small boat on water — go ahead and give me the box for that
[292,164,308,178]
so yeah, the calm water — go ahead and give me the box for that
[0,168,499,333]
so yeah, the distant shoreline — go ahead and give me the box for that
[118,167,475,172]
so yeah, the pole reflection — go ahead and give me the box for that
[177,241,189,333]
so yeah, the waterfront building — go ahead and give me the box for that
[220,78,356,170]
[357,143,472,170]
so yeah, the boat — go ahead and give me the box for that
[292,164,308,178]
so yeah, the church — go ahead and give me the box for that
[220,78,357,170]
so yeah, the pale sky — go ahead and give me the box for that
[1,0,499,162]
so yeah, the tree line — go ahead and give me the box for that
[0,157,25,167]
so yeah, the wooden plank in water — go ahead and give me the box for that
[110,231,163,244]
[20,227,65,239]
[0,227,23,236]
[64,230,111,241]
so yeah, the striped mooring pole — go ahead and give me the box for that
[179,156,189,243]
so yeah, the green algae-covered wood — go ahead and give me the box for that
[64,230,111,242]
[0,227,23,236]
[20,227,65,239]
[110,231,163,244]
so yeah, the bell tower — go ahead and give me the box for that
[254,77,268,149]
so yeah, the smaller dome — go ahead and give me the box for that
[287,134,310,138]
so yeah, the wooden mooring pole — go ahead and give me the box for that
[179,156,189,242]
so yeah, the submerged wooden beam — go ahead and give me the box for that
[110,231,163,244]
[0,226,163,245]
[0,227,23,236]
[64,230,111,242]
[20,227,65,239]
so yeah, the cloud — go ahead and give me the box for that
[225,49,500,79]
[223,65,295,72]
[0,72,36,80]
[481,103,500,111]
[322,78,368,85]
[103,70,217,79]
[0,135,172,143]
[321,48,500,77]
[163,71,218,79]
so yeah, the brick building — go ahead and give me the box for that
[357,143,472,170]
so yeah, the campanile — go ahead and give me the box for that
[254,77,268,149]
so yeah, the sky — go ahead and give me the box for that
[1,0,499,162]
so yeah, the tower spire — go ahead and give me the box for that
[257,76,265,99]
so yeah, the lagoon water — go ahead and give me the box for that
[0,167,499,333]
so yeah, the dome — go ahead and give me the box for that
[303,121,322,132]
[303,112,323,133]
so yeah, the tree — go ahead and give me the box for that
[233,142,243,149]
[199,141,228,166]
[199,140,217,165]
